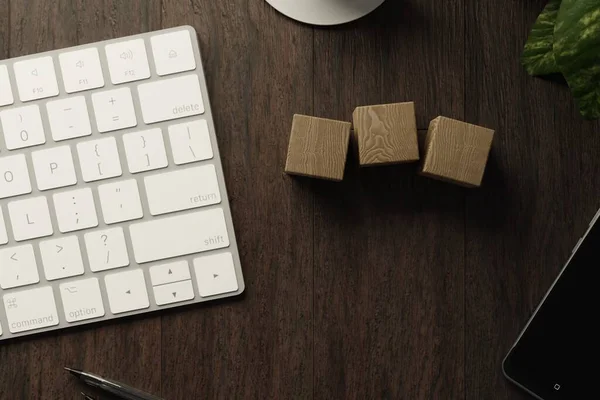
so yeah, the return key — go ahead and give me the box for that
[144,165,221,216]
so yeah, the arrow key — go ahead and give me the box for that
[153,280,194,306]
[105,269,149,314]
[194,252,239,298]
[0,244,40,289]
[149,260,190,286]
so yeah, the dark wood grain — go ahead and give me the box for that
[312,1,465,399]
[159,1,314,399]
[465,0,600,399]
[0,0,7,59]
[0,0,596,399]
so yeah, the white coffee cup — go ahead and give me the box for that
[266,0,386,26]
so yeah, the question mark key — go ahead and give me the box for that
[84,227,130,272]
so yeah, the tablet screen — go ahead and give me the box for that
[503,213,599,399]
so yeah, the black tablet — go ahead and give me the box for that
[503,209,600,399]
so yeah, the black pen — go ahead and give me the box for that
[65,367,164,400]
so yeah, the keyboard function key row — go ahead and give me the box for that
[0,29,197,104]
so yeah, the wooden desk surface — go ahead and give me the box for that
[0,1,598,399]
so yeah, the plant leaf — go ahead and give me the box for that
[554,0,600,119]
[522,0,562,76]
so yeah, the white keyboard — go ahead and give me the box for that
[0,26,244,340]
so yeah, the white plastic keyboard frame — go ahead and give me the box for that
[0,25,245,341]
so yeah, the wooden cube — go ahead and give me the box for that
[420,116,494,187]
[352,102,419,166]
[284,114,351,181]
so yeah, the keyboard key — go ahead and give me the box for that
[8,197,53,241]
[194,252,239,297]
[0,65,14,106]
[138,74,204,124]
[123,128,168,173]
[130,208,229,264]
[3,286,59,333]
[98,180,143,224]
[153,280,194,306]
[53,188,98,233]
[59,47,105,93]
[13,56,59,102]
[85,227,129,272]
[60,278,105,322]
[0,154,31,199]
[32,146,77,191]
[0,244,40,289]
[77,137,123,182]
[104,269,149,314]
[105,39,150,84]
[169,120,213,165]
[150,30,196,76]
[145,165,221,216]
[91,87,137,133]
[0,104,46,150]
[149,260,191,286]
[0,208,7,245]
[40,236,85,281]
[46,96,92,141]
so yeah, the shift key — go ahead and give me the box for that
[129,208,230,264]
[3,286,59,333]
[145,165,221,216]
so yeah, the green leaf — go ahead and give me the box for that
[553,0,600,119]
[522,0,562,76]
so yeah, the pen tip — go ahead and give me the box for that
[64,366,82,377]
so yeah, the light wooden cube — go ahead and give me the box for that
[420,116,494,187]
[352,102,419,166]
[284,114,351,181]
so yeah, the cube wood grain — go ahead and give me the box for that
[284,114,351,181]
[421,116,494,187]
[352,102,419,166]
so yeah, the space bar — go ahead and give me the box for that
[129,208,230,264]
